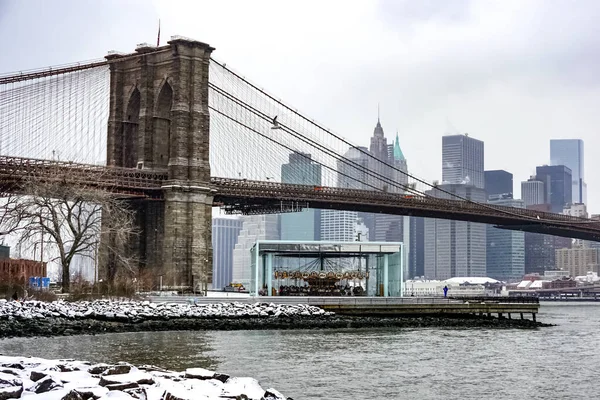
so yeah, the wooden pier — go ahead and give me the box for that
[149,296,540,321]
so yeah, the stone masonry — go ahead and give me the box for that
[103,37,215,290]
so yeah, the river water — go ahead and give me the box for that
[1,303,598,399]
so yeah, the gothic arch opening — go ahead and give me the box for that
[153,82,173,168]
[122,88,140,168]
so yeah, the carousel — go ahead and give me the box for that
[270,258,368,296]
[249,240,404,297]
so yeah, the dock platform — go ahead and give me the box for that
[148,296,540,321]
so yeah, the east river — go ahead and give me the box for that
[1,303,598,399]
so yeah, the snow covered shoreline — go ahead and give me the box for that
[0,299,547,339]
[0,355,290,399]
[0,299,332,322]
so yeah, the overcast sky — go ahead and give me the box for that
[1,0,599,213]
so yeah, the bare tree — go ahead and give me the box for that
[0,193,24,237]
[5,171,138,293]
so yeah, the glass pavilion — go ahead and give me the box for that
[249,240,404,297]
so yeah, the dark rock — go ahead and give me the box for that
[263,390,283,399]
[29,370,47,382]
[0,365,22,371]
[0,373,21,389]
[33,375,63,393]
[213,373,230,383]
[60,390,84,400]
[0,385,22,400]
[72,388,97,399]
[102,364,132,376]
[106,382,139,391]
[123,387,148,400]
[87,364,110,375]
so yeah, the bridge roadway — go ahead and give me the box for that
[148,295,540,320]
[1,155,600,241]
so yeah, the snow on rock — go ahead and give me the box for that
[0,300,333,322]
[0,356,291,400]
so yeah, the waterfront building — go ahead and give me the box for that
[404,277,500,297]
[555,246,600,277]
[249,240,403,297]
[550,139,586,204]
[212,217,243,290]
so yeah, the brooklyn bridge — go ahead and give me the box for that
[1,36,599,289]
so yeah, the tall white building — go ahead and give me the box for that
[521,177,545,206]
[563,203,587,218]
[232,215,279,287]
[321,210,359,241]
[442,134,485,189]
[563,203,588,248]
[212,217,243,290]
[321,146,370,242]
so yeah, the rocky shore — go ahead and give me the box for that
[0,355,290,399]
[0,299,549,339]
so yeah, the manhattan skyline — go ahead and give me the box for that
[0,0,598,212]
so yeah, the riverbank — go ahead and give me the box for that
[0,299,550,339]
[0,355,289,399]
[0,315,550,339]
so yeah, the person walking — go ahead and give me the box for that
[443,286,448,298]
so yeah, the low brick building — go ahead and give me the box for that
[0,259,47,284]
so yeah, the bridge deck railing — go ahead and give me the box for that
[210,177,599,226]
[1,155,599,230]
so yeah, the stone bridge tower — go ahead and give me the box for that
[104,37,214,291]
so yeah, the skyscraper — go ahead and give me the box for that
[320,210,362,241]
[320,146,369,242]
[521,177,545,207]
[369,118,388,166]
[424,184,487,279]
[374,132,408,242]
[280,153,322,240]
[484,170,513,199]
[521,174,572,275]
[232,215,279,287]
[535,165,572,213]
[442,134,484,189]
[212,217,243,290]
[408,216,425,278]
[550,139,586,204]
[486,199,525,282]
[524,204,571,275]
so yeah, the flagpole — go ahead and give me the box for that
[157,19,161,47]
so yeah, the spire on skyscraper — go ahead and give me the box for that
[373,105,384,138]
[393,131,405,161]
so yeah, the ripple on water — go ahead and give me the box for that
[0,303,598,399]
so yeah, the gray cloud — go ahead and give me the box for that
[1,0,599,213]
